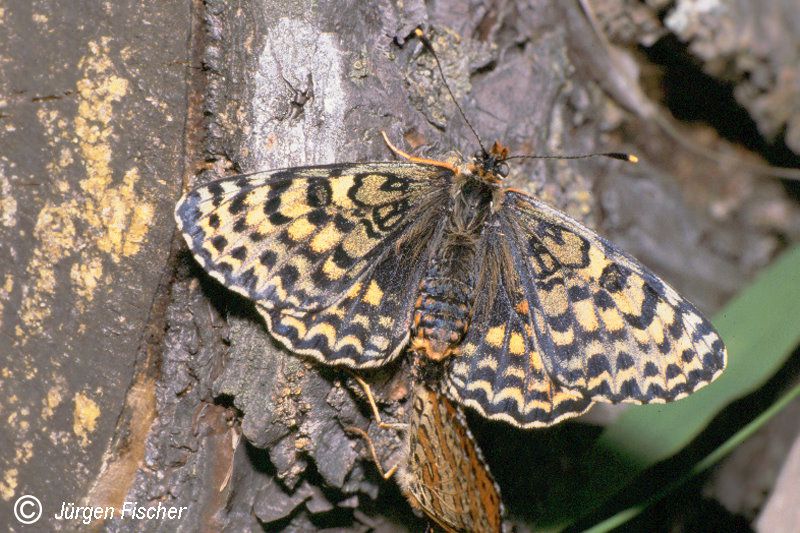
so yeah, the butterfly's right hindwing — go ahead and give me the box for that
[446,190,726,427]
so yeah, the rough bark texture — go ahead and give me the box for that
[0,0,191,528]
[2,0,799,531]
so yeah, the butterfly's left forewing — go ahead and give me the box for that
[447,190,727,428]
[175,163,451,368]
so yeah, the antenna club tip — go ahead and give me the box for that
[603,152,639,163]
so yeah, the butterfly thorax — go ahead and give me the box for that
[411,180,491,362]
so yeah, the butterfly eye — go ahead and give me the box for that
[496,162,509,177]
[473,150,485,161]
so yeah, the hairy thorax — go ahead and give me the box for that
[411,180,492,361]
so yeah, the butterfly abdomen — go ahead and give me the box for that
[412,185,490,362]
[412,274,473,361]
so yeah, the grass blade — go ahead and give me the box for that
[536,245,800,529]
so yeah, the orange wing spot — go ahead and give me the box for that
[310,223,343,253]
[528,349,544,372]
[322,256,346,280]
[485,325,505,348]
[599,308,625,332]
[515,300,529,315]
[362,280,384,306]
[574,299,599,332]
[508,332,525,355]
[287,218,315,241]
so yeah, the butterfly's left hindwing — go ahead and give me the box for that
[446,190,727,428]
[175,163,451,368]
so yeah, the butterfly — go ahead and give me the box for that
[174,128,727,428]
[347,369,505,533]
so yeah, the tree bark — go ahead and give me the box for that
[2,0,799,531]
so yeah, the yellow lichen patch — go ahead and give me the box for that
[0,468,18,501]
[34,202,78,259]
[0,172,17,227]
[362,280,384,307]
[485,325,505,348]
[91,168,154,262]
[42,384,65,419]
[19,203,77,335]
[0,274,11,328]
[70,255,103,312]
[73,40,153,263]
[18,38,155,340]
[73,392,100,448]
[15,441,33,463]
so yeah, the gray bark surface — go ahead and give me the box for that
[2,0,799,531]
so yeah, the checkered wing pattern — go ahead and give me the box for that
[397,383,504,533]
[175,163,451,367]
[446,190,727,428]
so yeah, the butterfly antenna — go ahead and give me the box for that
[504,152,639,163]
[414,28,488,156]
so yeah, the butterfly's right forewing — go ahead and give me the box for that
[446,190,726,428]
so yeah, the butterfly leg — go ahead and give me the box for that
[344,425,399,480]
[352,374,408,431]
[380,131,459,173]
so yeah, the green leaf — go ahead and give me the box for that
[536,245,800,530]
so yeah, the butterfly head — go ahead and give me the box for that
[468,141,510,184]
